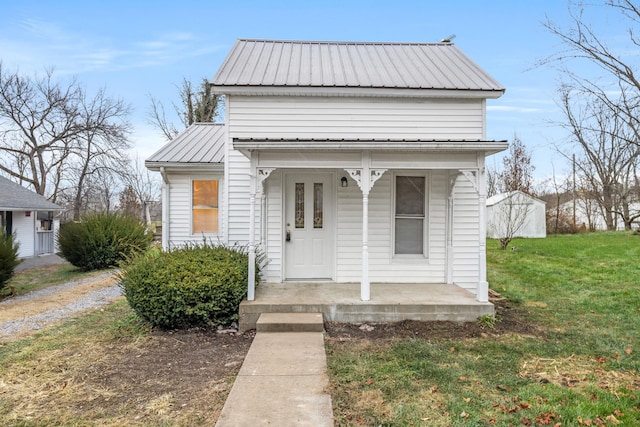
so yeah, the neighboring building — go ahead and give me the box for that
[0,175,62,258]
[558,199,640,231]
[146,39,507,305]
[486,191,547,239]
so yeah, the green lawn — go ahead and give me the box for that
[326,232,640,426]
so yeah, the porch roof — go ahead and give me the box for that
[0,175,62,211]
[212,39,505,99]
[233,137,509,156]
[145,123,225,171]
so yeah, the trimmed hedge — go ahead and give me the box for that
[120,243,259,329]
[58,212,152,271]
[0,229,20,291]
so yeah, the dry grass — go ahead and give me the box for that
[519,355,640,393]
[0,300,252,426]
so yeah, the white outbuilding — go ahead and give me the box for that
[486,191,546,239]
[0,175,62,258]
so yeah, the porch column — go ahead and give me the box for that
[477,163,489,303]
[247,165,274,302]
[460,167,488,303]
[159,167,170,251]
[258,168,275,249]
[248,166,257,301]
[446,172,456,284]
[346,154,386,302]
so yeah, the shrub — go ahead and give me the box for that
[0,229,20,291]
[58,212,152,271]
[120,243,259,329]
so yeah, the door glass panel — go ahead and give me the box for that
[295,182,304,228]
[314,183,323,229]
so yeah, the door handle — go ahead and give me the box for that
[286,228,291,242]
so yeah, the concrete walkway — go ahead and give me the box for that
[215,315,334,426]
[16,253,68,271]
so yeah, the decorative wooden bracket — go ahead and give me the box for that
[346,169,362,190]
[257,168,275,192]
[460,169,479,194]
[345,168,387,193]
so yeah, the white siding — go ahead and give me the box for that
[229,96,484,140]
[336,171,448,283]
[227,148,251,245]
[14,213,36,258]
[451,175,480,291]
[261,169,450,283]
[166,172,224,247]
[264,170,283,282]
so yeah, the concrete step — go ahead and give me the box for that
[256,312,324,332]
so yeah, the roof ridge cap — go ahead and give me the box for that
[237,38,453,46]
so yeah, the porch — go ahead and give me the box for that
[239,282,494,332]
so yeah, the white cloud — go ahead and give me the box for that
[1,18,222,75]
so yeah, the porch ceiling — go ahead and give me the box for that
[233,137,508,157]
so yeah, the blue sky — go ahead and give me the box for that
[0,1,626,181]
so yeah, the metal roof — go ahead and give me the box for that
[145,123,225,169]
[0,175,62,211]
[212,39,505,94]
[233,137,508,156]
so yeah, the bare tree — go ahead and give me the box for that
[147,77,222,141]
[543,1,640,231]
[118,185,142,218]
[488,135,538,248]
[0,64,82,196]
[498,134,535,195]
[488,191,533,250]
[148,96,180,141]
[486,167,499,198]
[539,167,575,234]
[557,86,640,230]
[120,155,161,220]
[543,1,640,95]
[66,88,132,220]
[0,65,132,217]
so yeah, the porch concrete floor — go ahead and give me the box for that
[239,282,493,332]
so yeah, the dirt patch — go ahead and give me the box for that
[1,326,255,426]
[325,299,541,341]
[69,328,256,425]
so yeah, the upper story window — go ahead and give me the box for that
[192,180,219,234]
[394,175,426,255]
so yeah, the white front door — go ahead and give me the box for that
[284,173,334,280]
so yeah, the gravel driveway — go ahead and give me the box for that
[0,271,122,339]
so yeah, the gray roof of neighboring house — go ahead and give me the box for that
[212,39,505,94]
[0,175,62,211]
[145,123,226,170]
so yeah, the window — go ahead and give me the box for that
[394,175,426,255]
[37,211,54,231]
[192,180,219,234]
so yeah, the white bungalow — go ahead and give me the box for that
[146,39,507,329]
[0,175,62,258]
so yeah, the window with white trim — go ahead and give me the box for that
[192,180,219,234]
[394,175,426,255]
